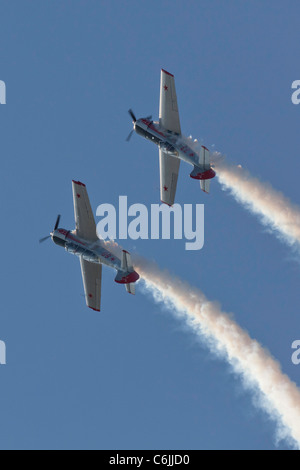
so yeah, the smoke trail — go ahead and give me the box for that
[215,159,300,249]
[134,256,300,449]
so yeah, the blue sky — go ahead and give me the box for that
[0,0,299,449]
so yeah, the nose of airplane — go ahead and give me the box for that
[52,230,67,248]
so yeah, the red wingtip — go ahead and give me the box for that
[161,200,173,207]
[72,180,86,187]
[89,307,100,312]
[161,69,174,77]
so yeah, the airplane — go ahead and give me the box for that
[127,69,216,206]
[40,181,140,312]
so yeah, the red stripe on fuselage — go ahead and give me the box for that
[66,232,87,246]
[141,119,166,139]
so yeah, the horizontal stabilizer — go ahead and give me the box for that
[126,283,136,295]
[200,179,210,194]
[121,250,133,272]
[199,146,210,169]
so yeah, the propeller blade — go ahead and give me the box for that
[128,109,136,123]
[54,215,61,231]
[126,130,134,142]
[39,236,51,244]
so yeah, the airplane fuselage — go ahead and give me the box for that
[53,229,121,271]
[134,118,215,180]
[52,228,139,285]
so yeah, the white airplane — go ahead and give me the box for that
[40,181,140,312]
[127,69,216,206]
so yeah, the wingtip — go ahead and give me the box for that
[89,307,101,312]
[72,180,86,187]
[161,200,173,207]
[161,69,174,77]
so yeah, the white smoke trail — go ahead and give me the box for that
[134,256,300,449]
[215,159,300,249]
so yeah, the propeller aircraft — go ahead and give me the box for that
[40,181,140,312]
[127,69,216,206]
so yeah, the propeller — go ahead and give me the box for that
[126,109,152,141]
[39,215,61,244]
[39,235,51,244]
[126,130,134,142]
[128,109,137,123]
[54,214,61,231]
[126,109,137,142]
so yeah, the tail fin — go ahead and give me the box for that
[190,146,216,192]
[115,250,140,294]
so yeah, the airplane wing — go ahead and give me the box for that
[159,148,180,207]
[72,181,98,241]
[159,69,181,134]
[80,258,102,312]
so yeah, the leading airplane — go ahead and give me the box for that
[40,181,140,312]
[127,69,216,206]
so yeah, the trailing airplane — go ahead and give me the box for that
[40,181,140,312]
[127,69,216,205]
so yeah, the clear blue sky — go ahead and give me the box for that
[0,0,299,450]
